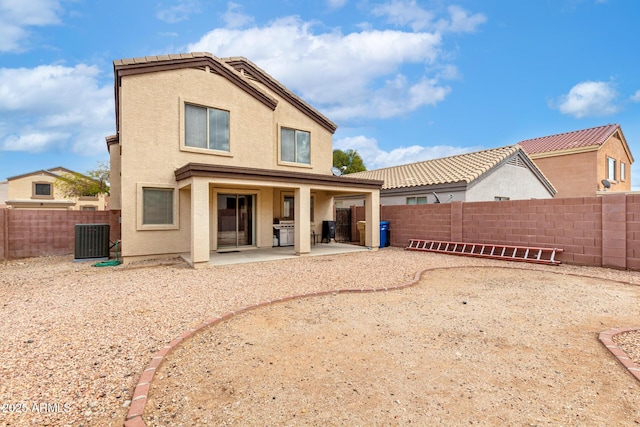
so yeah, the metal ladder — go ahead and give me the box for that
[406,239,563,266]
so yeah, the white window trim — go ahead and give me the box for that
[277,123,313,168]
[621,161,626,181]
[137,183,179,231]
[607,157,616,181]
[179,97,233,158]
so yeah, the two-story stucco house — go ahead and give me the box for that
[4,167,108,210]
[107,52,382,267]
[518,124,634,197]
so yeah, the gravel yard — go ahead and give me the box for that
[1,248,639,426]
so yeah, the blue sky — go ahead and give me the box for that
[1,0,639,189]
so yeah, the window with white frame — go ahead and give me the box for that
[607,157,616,181]
[406,196,427,205]
[281,127,310,164]
[621,162,626,181]
[185,104,230,151]
[142,188,174,225]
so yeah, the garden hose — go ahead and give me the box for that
[93,240,122,267]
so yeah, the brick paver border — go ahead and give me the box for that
[123,266,640,427]
[598,327,640,382]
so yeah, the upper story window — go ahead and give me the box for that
[185,104,230,151]
[281,127,310,164]
[33,182,52,198]
[621,162,626,181]
[607,157,616,181]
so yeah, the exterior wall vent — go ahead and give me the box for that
[74,224,110,261]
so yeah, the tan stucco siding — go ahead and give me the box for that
[8,174,56,199]
[113,60,382,265]
[598,136,633,191]
[530,151,597,198]
[109,143,121,210]
[7,173,107,210]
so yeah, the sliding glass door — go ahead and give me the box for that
[217,194,255,248]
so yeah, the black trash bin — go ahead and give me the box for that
[322,220,336,243]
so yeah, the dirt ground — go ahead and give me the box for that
[145,267,640,426]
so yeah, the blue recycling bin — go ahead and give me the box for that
[380,221,390,248]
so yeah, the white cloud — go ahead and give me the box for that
[334,135,478,170]
[0,64,113,155]
[552,81,619,118]
[327,0,347,9]
[222,2,254,29]
[631,90,640,102]
[444,5,488,33]
[371,1,486,33]
[0,0,63,52]
[188,15,461,121]
[156,0,201,24]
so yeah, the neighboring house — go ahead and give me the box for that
[108,52,382,267]
[0,180,7,208]
[342,145,555,206]
[518,124,633,197]
[5,167,108,210]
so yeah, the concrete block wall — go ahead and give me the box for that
[0,210,121,260]
[0,209,6,260]
[626,194,640,271]
[362,193,639,270]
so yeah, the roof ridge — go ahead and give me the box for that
[518,123,618,143]
[357,144,519,173]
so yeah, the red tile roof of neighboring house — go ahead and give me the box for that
[517,124,621,155]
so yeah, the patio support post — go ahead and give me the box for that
[294,185,311,256]
[190,178,210,268]
[365,190,380,249]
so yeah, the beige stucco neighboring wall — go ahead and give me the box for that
[0,181,7,206]
[6,172,107,210]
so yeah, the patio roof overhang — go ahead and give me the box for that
[174,163,384,190]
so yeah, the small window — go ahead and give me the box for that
[621,162,626,181]
[143,188,174,225]
[282,195,294,220]
[81,206,97,211]
[607,157,616,181]
[185,104,230,151]
[282,194,314,221]
[406,196,427,205]
[495,196,510,201]
[281,128,310,164]
[34,183,52,196]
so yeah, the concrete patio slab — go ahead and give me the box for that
[181,243,374,266]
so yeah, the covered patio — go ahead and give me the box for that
[181,242,372,266]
